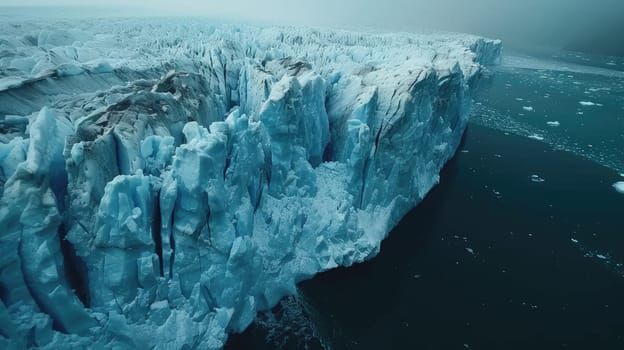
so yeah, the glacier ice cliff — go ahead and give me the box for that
[0,17,501,349]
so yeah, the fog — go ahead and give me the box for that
[3,0,624,54]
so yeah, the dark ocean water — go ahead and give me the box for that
[473,52,624,173]
[226,52,624,349]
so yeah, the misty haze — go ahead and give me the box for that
[0,1,623,349]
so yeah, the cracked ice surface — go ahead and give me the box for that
[0,17,501,349]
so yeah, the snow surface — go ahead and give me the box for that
[0,17,501,349]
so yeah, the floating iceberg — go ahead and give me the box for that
[0,17,501,349]
[614,182,624,194]
[579,101,597,106]
[528,134,545,141]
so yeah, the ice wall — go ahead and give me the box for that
[0,18,501,349]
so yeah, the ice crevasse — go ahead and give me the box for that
[0,18,502,349]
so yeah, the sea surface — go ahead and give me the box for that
[227,49,624,350]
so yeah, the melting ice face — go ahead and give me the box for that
[0,17,501,349]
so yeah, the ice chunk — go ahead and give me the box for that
[546,121,560,127]
[0,107,95,336]
[522,106,534,111]
[579,101,596,106]
[528,134,544,141]
[613,181,624,194]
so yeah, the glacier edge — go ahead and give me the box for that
[0,18,502,349]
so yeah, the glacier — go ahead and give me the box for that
[0,17,501,349]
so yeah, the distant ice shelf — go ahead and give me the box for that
[0,17,501,349]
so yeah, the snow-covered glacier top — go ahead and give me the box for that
[0,17,501,349]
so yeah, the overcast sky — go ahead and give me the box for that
[2,0,624,52]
